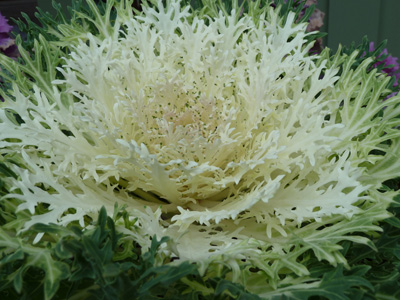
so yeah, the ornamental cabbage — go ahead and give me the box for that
[1,0,400,295]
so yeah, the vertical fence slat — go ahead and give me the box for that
[315,0,329,46]
[327,0,381,52]
[378,0,400,58]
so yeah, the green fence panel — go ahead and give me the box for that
[379,0,400,58]
[316,0,400,58]
[328,0,380,48]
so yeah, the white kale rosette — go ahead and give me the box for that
[1,0,399,290]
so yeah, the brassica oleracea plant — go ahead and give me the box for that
[1,0,399,298]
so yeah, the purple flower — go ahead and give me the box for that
[369,42,400,88]
[0,12,18,59]
[0,12,13,49]
[0,13,13,33]
[0,11,19,102]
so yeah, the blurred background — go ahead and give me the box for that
[317,0,400,59]
[1,0,400,58]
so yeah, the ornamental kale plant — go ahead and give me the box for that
[1,0,400,298]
